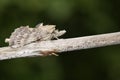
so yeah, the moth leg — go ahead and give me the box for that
[50,53,59,56]
[41,34,52,40]
[54,36,59,40]
[53,34,59,40]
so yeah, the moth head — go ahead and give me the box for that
[54,30,66,37]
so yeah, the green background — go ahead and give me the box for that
[0,0,120,80]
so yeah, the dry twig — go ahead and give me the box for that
[1,23,120,60]
[0,31,120,60]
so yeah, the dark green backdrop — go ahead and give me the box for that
[0,0,120,80]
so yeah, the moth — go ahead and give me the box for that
[5,23,66,48]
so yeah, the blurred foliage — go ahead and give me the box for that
[0,0,120,80]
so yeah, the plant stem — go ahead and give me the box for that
[0,32,120,60]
